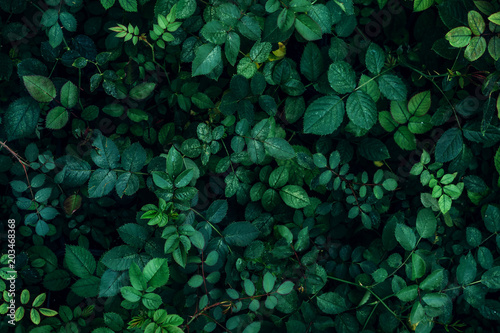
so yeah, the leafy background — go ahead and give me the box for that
[1,0,500,332]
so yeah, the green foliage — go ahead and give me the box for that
[1,0,500,332]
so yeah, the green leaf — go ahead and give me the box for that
[101,0,115,10]
[394,126,417,150]
[277,8,295,31]
[438,194,452,214]
[300,42,324,82]
[365,43,385,75]
[328,61,356,94]
[464,36,486,61]
[420,269,444,291]
[101,245,139,271]
[91,132,120,169]
[225,32,240,66]
[358,138,390,161]
[377,74,407,101]
[206,200,228,224]
[411,253,426,280]
[4,97,40,141]
[346,91,377,130]
[303,95,345,135]
[481,266,500,289]
[176,0,196,19]
[396,285,418,302]
[165,146,183,177]
[422,293,449,307]
[416,208,437,238]
[264,138,296,159]
[48,25,63,48]
[413,0,434,12]
[60,81,78,108]
[115,172,140,197]
[435,128,463,163]
[395,223,416,251]
[119,0,137,12]
[317,292,348,314]
[483,204,500,233]
[489,12,500,25]
[59,12,77,32]
[130,82,156,101]
[64,245,96,279]
[88,169,117,198]
[45,106,69,130]
[382,178,397,191]
[192,44,222,76]
[143,258,169,288]
[488,36,500,61]
[445,26,472,47]
[408,91,431,116]
[237,16,261,41]
[280,185,310,209]
[23,75,56,103]
[466,227,482,247]
[223,222,259,246]
[294,14,322,41]
[468,10,485,35]
[263,272,276,293]
[41,9,59,27]
[121,142,146,172]
[71,277,100,297]
[457,253,477,285]
[200,21,227,45]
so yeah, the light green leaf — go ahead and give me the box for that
[60,81,79,109]
[394,126,417,150]
[46,106,69,130]
[130,82,156,101]
[445,26,472,48]
[464,36,486,61]
[23,75,56,103]
[280,185,310,209]
[143,258,170,288]
[468,10,485,35]
[413,0,434,12]
[408,90,431,116]
[488,12,500,25]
